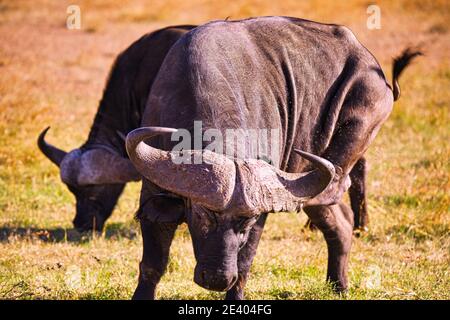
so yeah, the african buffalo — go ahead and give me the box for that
[125,17,420,299]
[38,25,196,231]
[37,21,403,233]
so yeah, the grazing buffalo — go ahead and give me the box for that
[125,17,420,299]
[37,22,382,233]
[38,25,196,231]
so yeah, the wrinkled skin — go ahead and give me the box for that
[130,17,417,299]
[37,25,196,232]
[38,22,374,235]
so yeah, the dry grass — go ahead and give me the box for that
[0,0,449,299]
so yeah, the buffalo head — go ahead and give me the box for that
[38,127,140,232]
[126,127,335,291]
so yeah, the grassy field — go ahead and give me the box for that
[0,0,449,299]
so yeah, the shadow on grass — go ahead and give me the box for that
[0,222,138,243]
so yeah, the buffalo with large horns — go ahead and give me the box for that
[38,23,418,233]
[126,17,420,299]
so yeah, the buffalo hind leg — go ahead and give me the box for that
[225,213,268,300]
[349,157,368,230]
[304,203,353,292]
[306,157,368,231]
[132,221,178,300]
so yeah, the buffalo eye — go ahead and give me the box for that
[194,209,218,235]
[203,210,218,232]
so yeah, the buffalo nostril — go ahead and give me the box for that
[226,274,238,290]
[194,268,239,291]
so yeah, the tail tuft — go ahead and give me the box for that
[392,48,423,101]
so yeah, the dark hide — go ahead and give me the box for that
[38,25,196,231]
[132,16,410,299]
[84,25,197,156]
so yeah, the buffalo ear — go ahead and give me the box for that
[136,194,185,223]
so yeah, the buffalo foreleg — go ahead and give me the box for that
[304,203,353,292]
[132,221,178,300]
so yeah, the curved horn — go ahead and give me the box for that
[292,149,335,197]
[272,149,335,201]
[242,149,336,213]
[37,127,67,166]
[126,127,236,211]
[126,127,336,214]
